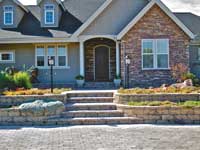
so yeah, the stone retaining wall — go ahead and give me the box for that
[0,108,60,126]
[0,95,66,107]
[117,105,200,124]
[114,94,200,104]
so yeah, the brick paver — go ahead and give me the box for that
[0,125,199,150]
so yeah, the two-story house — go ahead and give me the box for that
[0,0,200,87]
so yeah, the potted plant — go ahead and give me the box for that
[75,75,85,87]
[114,75,121,87]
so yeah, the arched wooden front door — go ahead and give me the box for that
[94,45,110,81]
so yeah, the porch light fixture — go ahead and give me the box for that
[125,55,131,65]
[48,57,55,93]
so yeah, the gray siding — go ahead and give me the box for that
[189,45,200,77]
[39,0,62,27]
[0,43,80,83]
[64,0,106,23]
[0,0,25,28]
[81,0,148,35]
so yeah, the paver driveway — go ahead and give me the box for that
[0,125,199,150]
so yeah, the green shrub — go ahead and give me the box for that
[0,71,15,89]
[181,72,200,86]
[75,75,84,80]
[13,72,32,89]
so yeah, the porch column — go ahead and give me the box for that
[80,41,85,76]
[116,41,120,76]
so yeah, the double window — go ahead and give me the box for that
[44,4,54,24]
[142,39,169,69]
[0,51,15,63]
[4,6,13,25]
[36,45,68,68]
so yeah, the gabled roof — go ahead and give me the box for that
[174,13,200,35]
[71,0,113,38]
[117,0,195,39]
[37,0,66,11]
[0,0,29,12]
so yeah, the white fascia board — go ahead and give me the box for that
[117,0,195,40]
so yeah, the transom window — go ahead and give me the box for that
[4,6,13,25]
[0,51,15,63]
[44,4,54,24]
[142,39,169,69]
[36,45,68,68]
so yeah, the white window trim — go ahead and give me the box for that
[57,46,69,68]
[44,4,55,25]
[142,39,170,70]
[35,45,70,69]
[0,50,15,63]
[3,5,14,25]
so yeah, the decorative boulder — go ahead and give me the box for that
[19,100,65,117]
[170,79,193,89]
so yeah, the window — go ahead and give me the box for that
[0,51,15,62]
[36,46,45,67]
[44,4,54,24]
[35,45,68,68]
[57,46,67,67]
[142,39,169,69]
[4,6,13,25]
[47,46,56,66]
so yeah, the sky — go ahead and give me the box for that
[19,0,200,16]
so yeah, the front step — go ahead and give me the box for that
[67,92,114,98]
[47,117,141,125]
[67,97,114,103]
[65,103,117,111]
[61,110,124,118]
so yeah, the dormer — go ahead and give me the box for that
[38,0,66,28]
[0,0,28,28]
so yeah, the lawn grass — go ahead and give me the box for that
[128,100,200,108]
[2,88,71,96]
[118,87,200,94]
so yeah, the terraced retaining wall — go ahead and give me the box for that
[114,94,200,104]
[117,105,200,124]
[0,95,66,107]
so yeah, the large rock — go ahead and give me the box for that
[19,100,65,117]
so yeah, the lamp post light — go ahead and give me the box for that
[125,55,131,89]
[48,57,55,93]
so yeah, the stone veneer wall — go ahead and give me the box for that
[114,94,200,104]
[117,105,200,124]
[84,38,116,81]
[121,4,190,87]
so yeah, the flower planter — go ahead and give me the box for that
[114,79,121,87]
[76,80,85,87]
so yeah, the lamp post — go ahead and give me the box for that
[125,55,131,88]
[48,57,54,93]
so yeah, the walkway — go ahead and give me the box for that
[0,125,199,150]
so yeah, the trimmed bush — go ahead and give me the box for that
[13,72,32,89]
[0,72,15,89]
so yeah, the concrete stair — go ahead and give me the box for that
[47,91,141,125]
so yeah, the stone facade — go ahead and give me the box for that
[121,4,190,87]
[117,105,200,124]
[84,38,116,81]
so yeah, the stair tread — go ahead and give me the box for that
[68,97,114,100]
[49,117,139,121]
[63,110,122,113]
[66,103,116,106]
